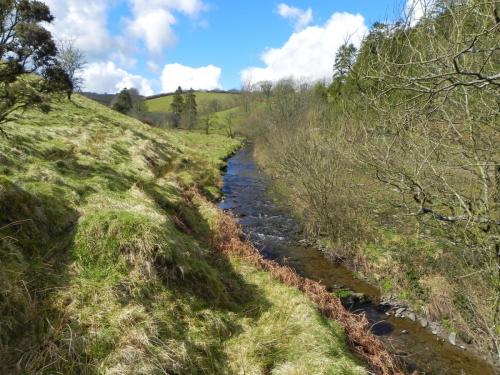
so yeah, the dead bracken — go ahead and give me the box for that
[184,188,406,375]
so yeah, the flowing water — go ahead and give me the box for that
[219,145,498,375]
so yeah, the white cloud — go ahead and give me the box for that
[161,63,222,93]
[82,61,154,95]
[147,61,161,73]
[130,0,206,16]
[241,12,368,84]
[127,0,206,53]
[42,0,112,59]
[405,0,435,25]
[43,0,208,58]
[128,9,177,53]
[277,3,313,31]
[42,0,222,96]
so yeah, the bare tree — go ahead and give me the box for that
[240,80,255,114]
[353,0,500,355]
[57,39,86,99]
[259,81,273,100]
[224,111,235,138]
[203,99,220,135]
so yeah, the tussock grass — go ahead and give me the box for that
[0,95,368,374]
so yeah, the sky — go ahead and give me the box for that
[41,0,421,95]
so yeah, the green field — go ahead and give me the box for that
[0,94,365,374]
[146,91,239,113]
[193,106,246,136]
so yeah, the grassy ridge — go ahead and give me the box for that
[0,95,365,374]
[146,91,239,113]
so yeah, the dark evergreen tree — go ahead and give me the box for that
[112,88,133,114]
[333,43,357,79]
[170,86,184,127]
[182,89,197,129]
[329,43,357,97]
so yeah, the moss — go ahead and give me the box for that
[381,279,393,293]
[336,289,354,298]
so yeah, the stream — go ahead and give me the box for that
[219,145,498,375]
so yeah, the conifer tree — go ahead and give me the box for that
[182,89,197,129]
[170,86,184,127]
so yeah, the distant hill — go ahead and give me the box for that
[147,89,239,101]
[82,90,147,108]
[80,92,116,107]
[146,90,240,113]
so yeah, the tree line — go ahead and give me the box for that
[111,86,200,130]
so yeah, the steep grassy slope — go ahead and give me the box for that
[146,91,239,113]
[0,95,365,374]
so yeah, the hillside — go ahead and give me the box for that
[0,95,367,374]
[146,91,239,113]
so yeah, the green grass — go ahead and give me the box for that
[0,94,365,374]
[146,91,239,113]
[225,260,364,375]
[194,106,247,137]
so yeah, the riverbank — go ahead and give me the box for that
[224,144,498,374]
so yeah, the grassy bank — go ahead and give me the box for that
[0,95,367,374]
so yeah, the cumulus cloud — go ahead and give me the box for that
[41,0,224,95]
[82,61,154,95]
[161,64,222,93]
[128,9,177,53]
[277,3,313,31]
[127,0,206,53]
[241,12,368,84]
[44,0,208,56]
[42,0,112,59]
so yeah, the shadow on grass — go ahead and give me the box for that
[141,183,274,370]
[0,177,84,374]
[54,157,136,193]
[0,161,273,374]
[154,184,273,317]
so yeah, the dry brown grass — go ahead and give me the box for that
[182,189,407,375]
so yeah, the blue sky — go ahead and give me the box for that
[43,0,409,95]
